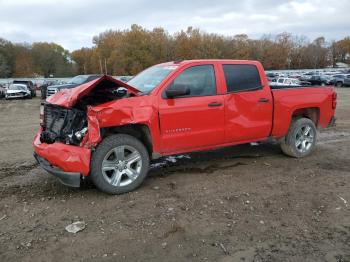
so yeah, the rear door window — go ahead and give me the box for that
[223,64,262,93]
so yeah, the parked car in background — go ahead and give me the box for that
[300,72,313,81]
[12,80,36,97]
[46,75,101,97]
[287,73,301,79]
[307,75,330,86]
[270,77,302,87]
[343,74,350,87]
[330,74,350,87]
[40,79,59,99]
[5,84,31,99]
[265,72,278,82]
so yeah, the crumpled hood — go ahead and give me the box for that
[46,75,140,108]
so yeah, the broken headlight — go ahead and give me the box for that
[67,127,88,145]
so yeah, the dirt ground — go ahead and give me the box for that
[0,89,349,262]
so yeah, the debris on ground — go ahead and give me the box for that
[65,221,86,234]
[216,243,229,255]
[337,195,348,207]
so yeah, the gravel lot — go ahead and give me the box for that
[0,89,349,262]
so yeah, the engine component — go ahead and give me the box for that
[40,103,86,145]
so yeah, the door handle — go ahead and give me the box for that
[257,98,269,103]
[208,102,222,107]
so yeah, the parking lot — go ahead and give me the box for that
[0,89,349,261]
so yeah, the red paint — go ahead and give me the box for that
[33,129,91,176]
[46,75,140,108]
[33,60,336,177]
[271,87,336,137]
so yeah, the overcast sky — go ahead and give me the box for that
[0,0,349,51]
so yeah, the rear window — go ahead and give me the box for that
[222,64,262,93]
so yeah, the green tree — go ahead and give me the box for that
[0,54,10,77]
[31,42,73,77]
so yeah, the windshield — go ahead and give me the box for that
[128,65,177,93]
[68,75,89,85]
[9,84,26,90]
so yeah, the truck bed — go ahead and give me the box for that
[270,84,332,90]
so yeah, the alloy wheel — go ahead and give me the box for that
[295,125,315,153]
[101,145,142,187]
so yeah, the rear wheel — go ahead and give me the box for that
[336,81,343,87]
[90,134,150,194]
[280,117,317,158]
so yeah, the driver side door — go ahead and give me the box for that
[158,64,225,153]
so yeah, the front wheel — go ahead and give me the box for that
[280,117,317,158]
[90,134,150,194]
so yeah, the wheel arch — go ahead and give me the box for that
[291,107,320,127]
[101,124,153,156]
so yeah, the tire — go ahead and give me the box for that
[280,117,317,158]
[90,134,150,194]
[336,82,343,87]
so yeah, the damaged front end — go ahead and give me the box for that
[33,75,141,187]
[40,104,87,145]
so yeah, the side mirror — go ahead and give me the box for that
[165,84,190,98]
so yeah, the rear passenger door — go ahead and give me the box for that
[222,64,273,143]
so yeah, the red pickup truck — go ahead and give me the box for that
[33,60,337,194]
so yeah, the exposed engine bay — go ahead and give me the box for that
[40,78,135,145]
[75,79,131,110]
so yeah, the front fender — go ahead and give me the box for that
[85,97,161,153]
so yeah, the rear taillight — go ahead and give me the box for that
[332,92,337,109]
[40,104,44,126]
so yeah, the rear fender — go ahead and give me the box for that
[291,107,320,126]
[275,106,320,137]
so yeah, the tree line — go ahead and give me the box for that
[1,24,350,78]
[0,39,74,78]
